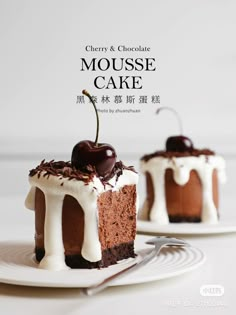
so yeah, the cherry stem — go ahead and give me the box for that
[82,89,99,146]
[156,106,183,135]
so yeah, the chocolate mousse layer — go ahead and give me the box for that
[144,169,219,223]
[34,184,137,268]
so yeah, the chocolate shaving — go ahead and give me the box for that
[29,160,95,184]
[105,160,137,186]
[141,149,215,162]
[29,159,137,186]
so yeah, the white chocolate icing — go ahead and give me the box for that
[25,186,36,210]
[140,155,226,225]
[25,168,138,271]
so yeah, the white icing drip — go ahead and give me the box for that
[149,167,169,224]
[201,164,218,223]
[25,186,36,210]
[25,169,138,270]
[140,155,226,225]
[40,193,69,270]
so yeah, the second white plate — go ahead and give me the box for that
[137,219,236,235]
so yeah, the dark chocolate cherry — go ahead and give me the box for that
[166,135,194,152]
[71,90,117,178]
[156,107,194,152]
[71,140,117,178]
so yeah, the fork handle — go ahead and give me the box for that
[81,244,163,296]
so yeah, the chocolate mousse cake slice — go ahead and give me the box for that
[25,160,138,270]
[139,108,226,225]
[24,90,138,270]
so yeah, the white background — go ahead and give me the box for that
[0,0,236,158]
[0,1,236,315]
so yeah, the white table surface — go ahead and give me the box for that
[0,158,236,315]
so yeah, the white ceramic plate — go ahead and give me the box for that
[137,219,236,235]
[0,235,205,288]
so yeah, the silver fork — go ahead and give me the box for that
[81,236,189,296]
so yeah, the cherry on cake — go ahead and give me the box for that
[24,90,138,270]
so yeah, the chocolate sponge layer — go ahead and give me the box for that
[97,185,136,250]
